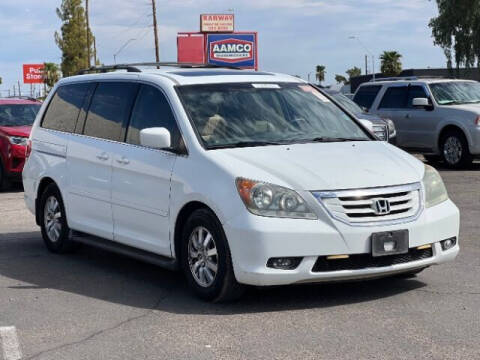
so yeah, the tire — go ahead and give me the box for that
[180,208,245,302]
[423,155,441,164]
[440,130,472,169]
[0,162,11,192]
[39,183,77,253]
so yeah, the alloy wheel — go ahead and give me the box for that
[443,136,463,165]
[44,196,62,243]
[187,226,218,287]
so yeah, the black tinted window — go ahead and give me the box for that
[126,85,180,147]
[353,85,381,109]
[407,86,428,107]
[84,82,139,141]
[379,86,408,109]
[42,83,90,132]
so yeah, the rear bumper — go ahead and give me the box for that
[224,199,459,286]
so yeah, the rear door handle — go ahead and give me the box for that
[96,152,109,161]
[116,156,130,165]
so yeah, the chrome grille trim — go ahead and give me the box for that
[312,183,423,226]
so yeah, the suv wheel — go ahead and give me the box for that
[39,184,77,253]
[440,130,472,168]
[181,208,245,302]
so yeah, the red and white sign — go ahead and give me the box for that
[200,14,234,32]
[23,64,44,84]
[209,38,254,63]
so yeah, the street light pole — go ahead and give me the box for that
[113,38,136,64]
[349,36,375,81]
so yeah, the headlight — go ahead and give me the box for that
[8,136,28,146]
[423,165,448,208]
[385,119,396,138]
[236,178,317,219]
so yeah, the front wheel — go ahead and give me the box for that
[440,131,472,168]
[181,208,245,302]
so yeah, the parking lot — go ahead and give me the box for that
[0,159,478,360]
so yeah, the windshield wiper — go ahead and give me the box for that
[208,140,286,149]
[305,137,370,143]
[440,100,466,105]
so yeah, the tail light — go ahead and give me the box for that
[475,115,480,127]
[25,139,32,158]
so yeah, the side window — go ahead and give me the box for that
[83,82,139,141]
[126,85,180,147]
[42,83,91,132]
[378,86,408,109]
[407,86,429,108]
[353,85,381,110]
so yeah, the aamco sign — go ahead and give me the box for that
[207,33,257,69]
[23,64,44,84]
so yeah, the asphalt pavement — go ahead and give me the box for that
[0,160,479,360]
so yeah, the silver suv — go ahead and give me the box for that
[353,78,480,168]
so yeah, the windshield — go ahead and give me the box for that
[330,92,364,114]
[429,81,480,105]
[177,83,370,149]
[0,104,41,126]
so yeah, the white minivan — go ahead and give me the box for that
[23,64,460,301]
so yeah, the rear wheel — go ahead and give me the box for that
[39,183,77,253]
[181,208,245,302]
[0,163,11,191]
[440,130,472,168]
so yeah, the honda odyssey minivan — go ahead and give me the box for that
[23,63,460,301]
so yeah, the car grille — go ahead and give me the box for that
[372,124,388,141]
[312,183,422,225]
[311,247,433,272]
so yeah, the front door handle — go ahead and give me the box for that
[405,114,411,119]
[116,156,130,165]
[96,152,109,161]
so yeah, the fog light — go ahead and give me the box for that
[441,237,457,251]
[267,257,302,270]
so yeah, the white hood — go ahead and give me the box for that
[210,141,425,191]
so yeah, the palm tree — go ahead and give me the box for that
[380,51,402,76]
[315,65,326,83]
[42,62,61,91]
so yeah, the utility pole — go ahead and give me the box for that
[365,55,368,75]
[151,0,160,64]
[18,81,21,97]
[86,0,91,67]
[93,37,97,65]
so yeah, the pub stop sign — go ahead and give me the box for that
[207,33,257,69]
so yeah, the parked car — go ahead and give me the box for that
[353,77,480,168]
[323,89,396,143]
[0,97,41,189]
[23,64,459,301]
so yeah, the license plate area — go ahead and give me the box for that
[371,230,409,257]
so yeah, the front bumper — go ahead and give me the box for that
[224,199,459,286]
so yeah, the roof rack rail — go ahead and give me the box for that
[77,62,242,75]
[369,75,447,82]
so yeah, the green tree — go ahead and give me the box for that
[346,66,362,80]
[55,0,95,77]
[315,65,326,83]
[42,63,61,90]
[380,51,402,76]
[335,74,348,84]
[429,0,480,68]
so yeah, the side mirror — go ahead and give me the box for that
[412,97,430,108]
[140,127,171,149]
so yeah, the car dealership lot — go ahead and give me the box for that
[0,161,479,360]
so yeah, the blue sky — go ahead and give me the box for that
[0,0,446,95]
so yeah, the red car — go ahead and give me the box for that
[0,98,42,190]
